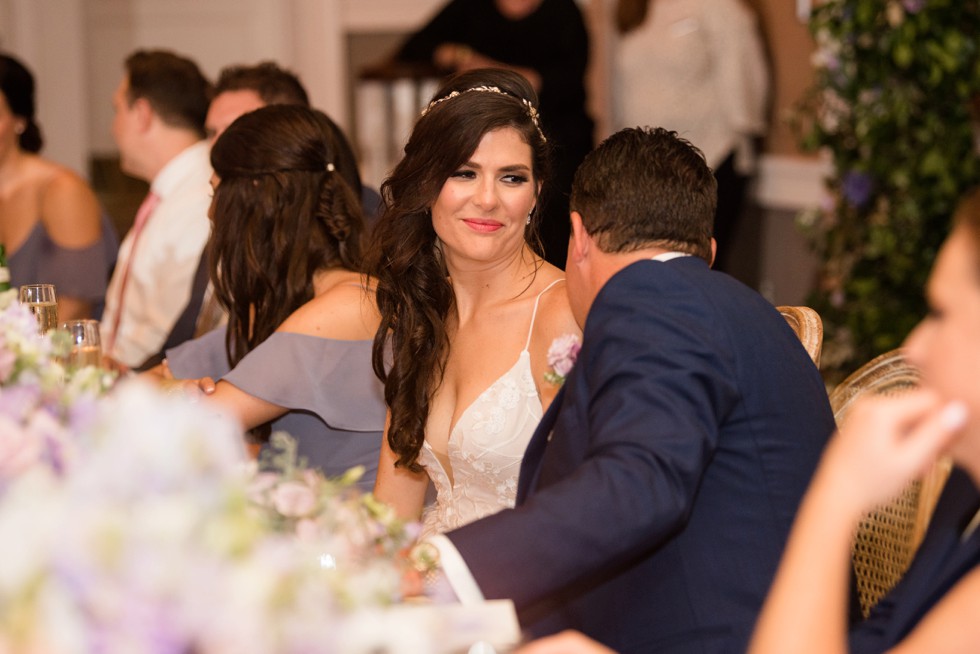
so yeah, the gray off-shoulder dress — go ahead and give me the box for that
[9,214,119,319]
[166,327,385,491]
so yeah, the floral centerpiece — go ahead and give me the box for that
[796,0,980,380]
[0,296,520,653]
[0,380,417,653]
[0,290,113,484]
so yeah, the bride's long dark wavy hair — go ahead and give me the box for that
[368,69,551,471]
[616,0,651,33]
[208,104,365,435]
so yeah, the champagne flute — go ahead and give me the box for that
[19,283,58,334]
[62,319,103,370]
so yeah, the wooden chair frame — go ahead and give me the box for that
[777,305,823,367]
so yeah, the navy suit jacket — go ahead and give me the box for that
[849,466,980,652]
[447,258,836,653]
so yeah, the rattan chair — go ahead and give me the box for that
[829,348,953,617]
[777,305,823,367]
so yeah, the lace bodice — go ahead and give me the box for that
[418,279,563,538]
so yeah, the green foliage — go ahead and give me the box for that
[798,0,980,380]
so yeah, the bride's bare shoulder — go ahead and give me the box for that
[531,269,581,346]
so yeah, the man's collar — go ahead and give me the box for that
[650,252,692,262]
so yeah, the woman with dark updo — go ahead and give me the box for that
[153,104,385,489]
[0,53,116,319]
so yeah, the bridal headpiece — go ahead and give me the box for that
[420,85,547,143]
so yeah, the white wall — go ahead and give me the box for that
[0,0,89,176]
[0,0,449,175]
[85,0,291,155]
[1,0,824,212]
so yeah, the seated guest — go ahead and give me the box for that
[100,50,212,370]
[417,127,836,654]
[0,52,116,320]
[747,187,980,654]
[519,188,980,654]
[153,105,385,491]
[205,61,381,223]
[148,61,383,351]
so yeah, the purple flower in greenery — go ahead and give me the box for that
[842,171,874,208]
[902,0,925,13]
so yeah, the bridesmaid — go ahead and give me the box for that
[0,53,116,320]
[150,105,385,490]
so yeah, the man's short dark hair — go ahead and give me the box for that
[570,126,717,262]
[213,62,309,107]
[125,50,212,137]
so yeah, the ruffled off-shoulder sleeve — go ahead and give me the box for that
[165,326,231,380]
[222,332,386,433]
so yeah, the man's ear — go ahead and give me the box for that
[569,211,590,263]
[709,237,718,268]
[133,97,154,132]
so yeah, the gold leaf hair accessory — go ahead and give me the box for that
[421,85,547,143]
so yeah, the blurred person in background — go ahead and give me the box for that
[207,61,381,226]
[151,61,382,352]
[611,0,769,276]
[0,52,116,320]
[100,49,212,371]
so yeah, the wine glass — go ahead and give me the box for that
[62,319,103,370]
[19,283,58,334]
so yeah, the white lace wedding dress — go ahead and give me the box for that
[417,280,562,538]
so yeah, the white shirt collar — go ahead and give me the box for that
[151,140,210,198]
[651,252,692,262]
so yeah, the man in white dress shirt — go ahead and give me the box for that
[100,50,213,370]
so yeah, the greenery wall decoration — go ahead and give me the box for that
[796,0,980,380]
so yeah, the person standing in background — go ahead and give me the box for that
[611,0,769,275]
[100,49,212,371]
[394,0,595,269]
[0,53,117,321]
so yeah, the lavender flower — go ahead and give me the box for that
[842,170,874,208]
[544,334,582,385]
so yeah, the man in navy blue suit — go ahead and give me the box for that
[425,127,836,653]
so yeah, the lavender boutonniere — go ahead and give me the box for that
[543,334,581,386]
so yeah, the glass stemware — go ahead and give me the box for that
[19,283,58,334]
[62,319,103,370]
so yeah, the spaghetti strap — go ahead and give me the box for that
[524,278,565,350]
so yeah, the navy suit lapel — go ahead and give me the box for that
[516,385,565,504]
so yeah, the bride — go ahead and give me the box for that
[370,69,580,537]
